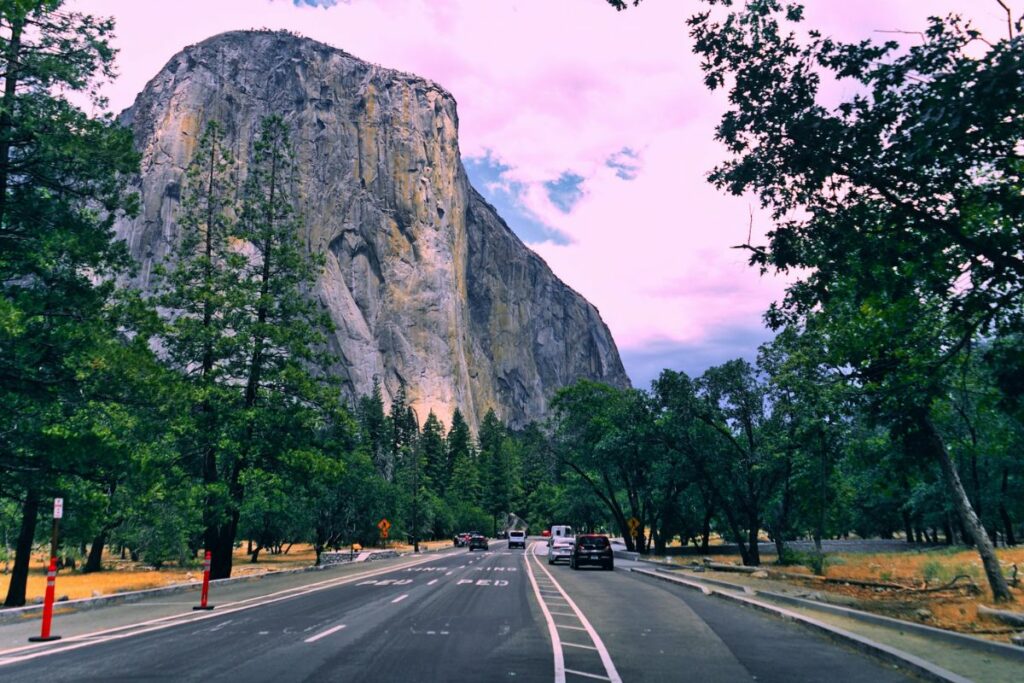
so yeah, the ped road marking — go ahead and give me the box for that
[0,551,460,667]
[305,624,346,644]
[528,542,622,683]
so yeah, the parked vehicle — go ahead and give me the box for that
[508,530,527,549]
[570,534,613,570]
[468,533,489,551]
[547,536,575,565]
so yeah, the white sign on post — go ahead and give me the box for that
[53,498,63,519]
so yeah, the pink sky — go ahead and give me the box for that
[70,0,1018,386]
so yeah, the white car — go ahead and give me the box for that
[547,536,575,565]
[508,530,527,549]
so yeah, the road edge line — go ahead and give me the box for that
[524,542,566,683]
[531,544,622,683]
[629,568,972,683]
[0,552,457,666]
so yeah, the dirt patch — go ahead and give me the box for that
[670,546,1024,642]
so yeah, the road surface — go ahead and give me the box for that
[0,539,918,682]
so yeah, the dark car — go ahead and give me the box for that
[570,534,613,570]
[454,532,471,547]
[468,533,489,551]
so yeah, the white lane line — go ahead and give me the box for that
[549,612,578,618]
[427,579,439,585]
[563,642,598,651]
[445,571,454,576]
[304,624,346,643]
[531,543,623,683]
[391,594,409,604]
[565,668,612,681]
[524,542,565,683]
[0,551,460,667]
[556,624,587,631]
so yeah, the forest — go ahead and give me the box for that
[2,0,1022,609]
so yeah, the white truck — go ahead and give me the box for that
[507,529,527,549]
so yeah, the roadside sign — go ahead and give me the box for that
[53,498,63,519]
[627,517,640,538]
[380,529,389,539]
[377,518,391,532]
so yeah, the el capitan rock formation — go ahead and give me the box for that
[116,30,629,430]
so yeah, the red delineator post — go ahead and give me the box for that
[193,551,215,611]
[28,557,61,642]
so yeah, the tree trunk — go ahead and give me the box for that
[250,545,261,563]
[999,468,1016,546]
[700,508,712,553]
[901,509,915,545]
[943,513,955,545]
[4,489,39,607]
[746,516,761,567]
[922,416,1013,602]
[84,529,109,573]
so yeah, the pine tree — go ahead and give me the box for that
[420,411,447,496]
[0,1,141,606]
[358,379,389,478]
[478,409,510,535]
[447,409,480,506]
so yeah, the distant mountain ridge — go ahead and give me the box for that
[115,30,630,430]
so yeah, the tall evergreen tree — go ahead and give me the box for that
[447,409,480,506]
[0,1,141,606]
[421,411,447,495]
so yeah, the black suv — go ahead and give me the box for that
[468,533,489,551]
[570,534,613,570]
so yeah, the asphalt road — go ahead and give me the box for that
[0,539,920,682]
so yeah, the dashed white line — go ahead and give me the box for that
[305,624,346,643]
[391,594,409,604]
[524,542,565,683]
[427,579,439,585]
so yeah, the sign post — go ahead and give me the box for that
[29,498,63,642]
[377,518,391,546]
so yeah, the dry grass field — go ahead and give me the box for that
[685,546,1024,640]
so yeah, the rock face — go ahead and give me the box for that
[116,30,629,430]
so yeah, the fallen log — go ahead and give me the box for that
[977,605,1024,628]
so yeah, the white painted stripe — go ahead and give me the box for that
[391,594,409,604]
[304,624,346,643]
[556,624,587,631]
[531,544,623,683]
[549,612,578,618]
[563,642,598,651]
[565,668,611,681]
[427,579,438,585]
[0,551,461,666]
[524,542,565,683]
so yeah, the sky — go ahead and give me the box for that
[70,0,1018,389]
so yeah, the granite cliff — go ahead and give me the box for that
[116,30,629,430]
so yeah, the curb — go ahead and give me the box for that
[631,567,973,683]
[650,566,1024,663]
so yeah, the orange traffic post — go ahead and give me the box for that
[193,551,215,611]
[28,557,61,642]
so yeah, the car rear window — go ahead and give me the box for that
[577,537,609,549]
[510,531,524,537]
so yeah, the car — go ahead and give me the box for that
[547,536,574,564]
[570,534,613,570]
[541,529,551,538]
[468,533,489,551]
[454,532,471,547]
[508,530,527,549]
